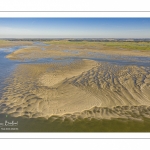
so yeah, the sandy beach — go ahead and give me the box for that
[0,40,150,123]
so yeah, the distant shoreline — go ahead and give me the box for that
[1,38,150,42]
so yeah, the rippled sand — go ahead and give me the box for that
[0,57,150,121]
[0,40,150,127]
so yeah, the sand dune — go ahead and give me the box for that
[0,58,150,120]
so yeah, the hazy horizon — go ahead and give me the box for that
[0,18,150,38]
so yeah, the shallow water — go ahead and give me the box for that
[0,43,79,100]
[33,41,49,46]
[63,49,79,54]
[1,113,150,132]
[87,51,150,67]
[0,46,26,98]
[33,41,49,51]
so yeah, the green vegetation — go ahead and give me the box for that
[45,40,150,51]
[0,40,9,44]
[45,40,94,45]
[0,40,13,47]
[101,41,150,51]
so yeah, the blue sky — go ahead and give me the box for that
[0,18,150,38]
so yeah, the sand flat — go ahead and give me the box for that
[0,40,33,48]
[0,40,150,121]
[5,41,150,61]
[0,59,150,120]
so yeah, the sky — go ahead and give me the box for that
[0,18,150,38]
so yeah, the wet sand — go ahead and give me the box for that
[0,60,150,120]
[1,113,150,132]
[6,42,150,61]
[0,40,150,131]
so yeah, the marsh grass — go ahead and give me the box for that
[45,40,150,51]
[101,41,150,51]
[0,40,10,45]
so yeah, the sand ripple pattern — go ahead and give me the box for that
[0,59,150,121]
[67,63,150,107]
[50,105,150,122]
